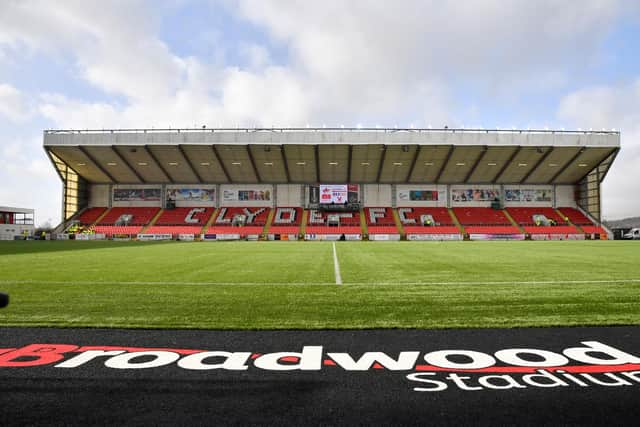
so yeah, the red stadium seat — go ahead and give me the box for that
[97,207,160,226]
[506,207,565,226]
[272,207,303,225]
[524,226,580,234]
[77,207,107,225]
[214,207,270,226]
[464,226,521,234]
[452,207,511,225]
[144,226,204,235]
[93,225,143,236]
[154,207,214,226]
[397,207,453,226]
[557,207,595,226]
[206,226,264,236]
[268,226,301,234]
[305,226,362,235]
[307,210,360,226]
[364,207,396,226]
[403,226,460,235]
[581,225,607,234]
[367,226,399,234]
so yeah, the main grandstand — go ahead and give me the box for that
[43,128,619,241]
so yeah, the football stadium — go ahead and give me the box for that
[1,126,638,329]
[2,127,640,425]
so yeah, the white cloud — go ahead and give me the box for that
[558,80,640,219]
[237,0,622,101]
[0,83,31,121]
[0,137,61,226]
[1,0,639,221]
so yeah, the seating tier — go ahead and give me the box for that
[581,225,607,234]
[206,226,265,236]
[364,207,396,226]
[268,226,301,234]
[397,207,453,225]
[97,207,160,225]
[307,210,360,225]
[453,207,511,225]
[506,207,565,225]
[305,226,362,234]
[272,207,303,225]
[77,207,107,225]
[464,226,521,234]
[145,226,204,235]
[404,226,460,235]
[523,226,580,234]
[367,225,399,234]
[154,207,214,225]
[213,207,270,226]
[557,207,594,225]
[93,225,143,235]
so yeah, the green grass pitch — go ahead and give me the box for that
[0,240,639,329]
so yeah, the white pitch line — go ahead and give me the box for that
[332,242,343,285]
[1,279,639,286]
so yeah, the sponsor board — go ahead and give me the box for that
[267,234,298,241]
[406,234,463,241]
[137,234,172,241]
[469,233,526,241]
[73,234,107,241]
[530,234,586,241]
[1,341,639,394]
[177,234,195,241]
[215,233,241,241]
[305,234,361,241]
[368,234,401,241]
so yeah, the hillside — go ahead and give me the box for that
[604,216,640,229]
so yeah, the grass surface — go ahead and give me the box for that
[0,240,639,329]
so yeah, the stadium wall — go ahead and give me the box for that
[364,184,392,207]
[89,185,110,207]
[85,183,578,210]
[555,186,577,208]
[394,185,447,207]
[276,184,303,206]
[219,184,273,207]
[111,184,162,208]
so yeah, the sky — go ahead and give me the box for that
[1,0,639,226]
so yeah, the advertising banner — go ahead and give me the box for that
[304,234,361,241]
[167,188,216,202]
[320,185,348,204]
[177,234,195,241]
[137,234,172,241]
[451,189,500,202]
[268,234,299,241]
[398,190,442,202]
[310,185,359,206]
[530,234,585,241]
[469,233,526,241]
[223,189,271,202]
[114,188,161,202]
[368,234,401,241]
[406,233,463,241]
[216,234,241,240]
[505,189,552,202]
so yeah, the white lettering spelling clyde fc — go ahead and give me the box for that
[1,341,639,392]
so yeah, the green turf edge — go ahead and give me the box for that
[2,282,639,330]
